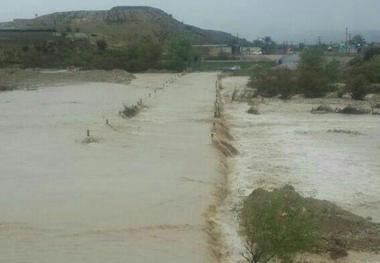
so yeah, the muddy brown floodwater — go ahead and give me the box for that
[0,73,221,263]
[219,76,380,263]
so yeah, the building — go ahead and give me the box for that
[240,46,262,56]
[193,44,233,59]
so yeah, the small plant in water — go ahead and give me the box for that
[119,102,147,119]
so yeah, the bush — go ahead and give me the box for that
[96,40,108,51]
[346,56,380,84]
[347,74,369,100]
[337,105,371,114]
[298,48,329,98]
[363,47,380,61]
[324,59,340,83]
[247,106,260,115]
[119,104,141,118]
[343,52,380,99]
[254,68,298,99]
[241,186,318,263]
[298,69,329,98]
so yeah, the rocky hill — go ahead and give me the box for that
[0,6,247,47]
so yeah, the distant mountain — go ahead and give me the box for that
[0,6,248,47]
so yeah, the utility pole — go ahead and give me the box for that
[345,27,349,53]
[349,32,352,53]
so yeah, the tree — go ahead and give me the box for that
[139,37,163,68]
[253,37,277,54]
[96,40,108,51]
[166,35,193,71]
[124,37,163,71]
[363,46,380,61]
[350,34,366,50]
[298,47,328,97]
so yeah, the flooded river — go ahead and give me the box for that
[1,73,379,263]
[0,73,220,263]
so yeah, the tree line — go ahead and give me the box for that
[250,45,380,100]
[0,35,195,72]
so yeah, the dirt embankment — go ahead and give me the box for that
[206,74,239,262]
[211,75,238,158]
[0,68,135,90]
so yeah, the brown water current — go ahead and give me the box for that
[0,73,221,263]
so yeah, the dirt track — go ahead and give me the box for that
[0,73,221,263]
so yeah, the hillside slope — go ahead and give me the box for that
[0,6,246,47]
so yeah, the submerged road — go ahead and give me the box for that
[0,73,220,262]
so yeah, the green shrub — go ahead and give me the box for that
[96,39,108,51]
[324,59,340,83]
[253,68,298,99]
[347,74,369,100]
[298,48,329,98]
[363,47,380,61]
[241,186,318,263]
[165,35,194,71]
[298,69,329,98]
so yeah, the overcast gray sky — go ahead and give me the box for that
[0,0,379,42]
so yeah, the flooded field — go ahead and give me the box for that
[0,73,220,263]
[219,77,380,262]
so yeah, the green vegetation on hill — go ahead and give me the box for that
[0,6,251,72]
[0,6,247,48]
